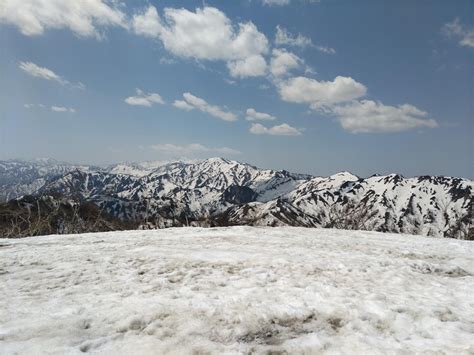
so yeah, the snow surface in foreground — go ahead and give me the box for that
[1,227,473,354]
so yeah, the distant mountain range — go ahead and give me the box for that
[0,158,472,239]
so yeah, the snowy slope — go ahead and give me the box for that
[220,171,473,238]
[287,174,473,238]
[105,160,184,177]
[0,227,473,354]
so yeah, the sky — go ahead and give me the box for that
[0,0,473,178]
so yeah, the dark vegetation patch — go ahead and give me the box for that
[0,194,136,238]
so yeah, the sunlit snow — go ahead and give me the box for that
[1,227,473,354]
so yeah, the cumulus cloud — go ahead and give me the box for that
[174,93,238,121]
[246,108,276,121]
[132,6,161,37]
[0,0,126,38]
[19,61,84,89]
[275,26,335,54]
[442,18,474,48]
[270,48,302,77]
[227,55,267,78]
[124,89,165,107]
[150,143,241,156]
[332,100,438,133]
[132,6,269,78]
[279,76,367,108]
[249,123,302,136]
[279,75,435,133]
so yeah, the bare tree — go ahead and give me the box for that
[324,199,378,231]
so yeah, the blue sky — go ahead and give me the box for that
[0,0,472,178]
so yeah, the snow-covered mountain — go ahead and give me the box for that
[0,159,95,201]
[33,158,310,224]
[224,173,473,239]
[0,158,472,239]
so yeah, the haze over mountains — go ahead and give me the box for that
[0,158,472,239]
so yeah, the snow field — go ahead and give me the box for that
[0,227,473,354]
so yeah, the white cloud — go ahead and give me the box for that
[224,78,237,85]
[314,45,336,54]
[0,0,126,38]
[246,108,276,121]
[175,93,238,121]
[275,25,312,48]
[304,65,316,75]
[132,6,269,77]
[275,25,335,54]
[261,0,291,5]
[132,6,161,37]
[24,103,74,113]
[124,89,165,107]
[332,100,438,133]
[150,143,241,156]
[442,18,474,48]
[19,61,84,89]
[19,61,62,82]
[278,75,435,133]
[51,106,67,112]
[173,100,194,111]
[261,0,321,4]
[270,48,302,77]
[249,123,302,136]
[227,55,267,78]
[51,106,75,113]
[24,103,47,110]
[279,76,367,109]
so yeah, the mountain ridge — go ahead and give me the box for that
[0,158,472,239]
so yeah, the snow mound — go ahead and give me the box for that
[1,227,473,354]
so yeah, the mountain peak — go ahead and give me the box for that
[201,157,234,165]
[330,171,358,179]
